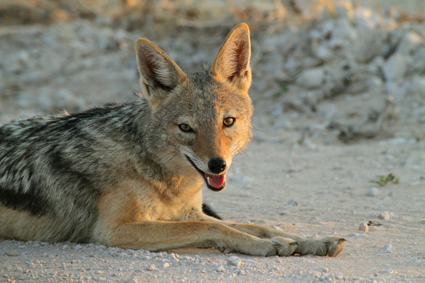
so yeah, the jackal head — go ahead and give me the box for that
[135,23,252,192]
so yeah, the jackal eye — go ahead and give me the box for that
[179,124,193,133]
[223,117,235,127]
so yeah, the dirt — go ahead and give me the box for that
[1,2,425,282]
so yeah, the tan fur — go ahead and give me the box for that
[0,23,345,257]
[0,206,69,242]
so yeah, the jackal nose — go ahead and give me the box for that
[208,158,226,174]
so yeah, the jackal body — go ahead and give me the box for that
[0,24,345,256]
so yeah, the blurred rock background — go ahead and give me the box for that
[1,0,425,146]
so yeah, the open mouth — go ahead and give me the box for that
[185,155,226,192]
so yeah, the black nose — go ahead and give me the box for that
[208,158,226,174]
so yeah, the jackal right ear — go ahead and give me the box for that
[135,39,187,105]
[211,23,252,92]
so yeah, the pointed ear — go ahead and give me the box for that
[210,23,252,92]
[135,39,187,105]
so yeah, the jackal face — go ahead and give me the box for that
[135,24,252,192]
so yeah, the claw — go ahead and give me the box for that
[290,242,299,246]
[217,246,226,253]
[273,243,282,248]
[338,238,347,243]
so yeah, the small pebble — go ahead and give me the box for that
[287,199,299,206]
[227,256,242,268]
[384,244,394,253]
[359,221,369,232]
[378,211,390,220]
[366,187,381,197]
[73,244,82,251]
[217,265,226,272]
[158,262,170,269]
[334,273,343,280]
[6,251,19,257]
[322,268,329,273]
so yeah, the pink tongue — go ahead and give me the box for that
[205,173,226,188]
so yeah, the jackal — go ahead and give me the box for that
[0,24,345,256]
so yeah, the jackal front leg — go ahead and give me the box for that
[201,216,346,257]
[100,221,298,256]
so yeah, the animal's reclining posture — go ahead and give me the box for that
[0,23,345,257]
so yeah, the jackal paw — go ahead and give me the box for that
[270,237,298,256]
[230,237,298,257]
[295,237,346,257]
[251,237,298,257]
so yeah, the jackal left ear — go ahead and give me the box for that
[135,39,187,106]
[211,23,251,92]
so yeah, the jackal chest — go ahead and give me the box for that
[96,175,203,225]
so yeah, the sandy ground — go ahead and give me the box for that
[1,2,425,282]
[1,140,424,282]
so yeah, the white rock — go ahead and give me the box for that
[297,67,325,89]
[366,187,380,197]
[334,272,344,280]
[287,199,299,206]
[227,256,242,268]
[217,265,226,272]
[332,18,357,40]
[158,262,170,269]
[378,211,390,220]
[359,221,369,232]
[353,7,380,30]
[382,53,407,82]
[367,76,384,89]
[384,244,394,253]
[398,31,422,55]
[73,244,82,251]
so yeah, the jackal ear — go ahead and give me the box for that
[210,23,251,92]
[135,39,187,104]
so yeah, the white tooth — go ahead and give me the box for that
[207,177,211,185]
